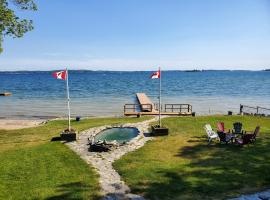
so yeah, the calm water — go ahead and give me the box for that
[0,70,269,118]
[94,128,139,143]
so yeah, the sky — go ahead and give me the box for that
[0,0,270,71]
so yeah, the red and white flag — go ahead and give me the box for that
[150,70,160,79]
[52,70,67,80]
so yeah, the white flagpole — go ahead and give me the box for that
[159,67,161,127]
[66,68,71,131]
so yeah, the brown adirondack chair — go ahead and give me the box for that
[235,126,260,146]
[244,126,260,142]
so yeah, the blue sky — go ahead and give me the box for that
[1,0,270,71]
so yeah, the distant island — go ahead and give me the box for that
[184,69,202,72]
[264,69,270,71]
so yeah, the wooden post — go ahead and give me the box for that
[240,104,243,115]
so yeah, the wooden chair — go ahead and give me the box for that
[244,126,260,142]
[217,122,232,133]
[217,122,234,144]
[235,126,260,146]
[204,124,219,144]
[232,122,244,135]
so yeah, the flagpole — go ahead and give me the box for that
[66,68,71,131]
[159,67,161,127]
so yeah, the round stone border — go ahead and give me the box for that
[87,125,143,146]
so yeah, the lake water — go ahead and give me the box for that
[0,70,269,119]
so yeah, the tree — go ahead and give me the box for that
[0,0,37,53]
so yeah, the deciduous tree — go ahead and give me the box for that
[0,0,37,53]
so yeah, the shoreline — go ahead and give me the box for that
[0,115,135,130]
[0,119,47,130]
[1,113,269,130]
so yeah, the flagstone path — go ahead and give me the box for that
[67,117,159,200]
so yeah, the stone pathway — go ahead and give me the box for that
[229,190,270,200]
[66,117,158,200]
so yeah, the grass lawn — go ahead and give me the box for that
[0,116,150,200]
[114,115,270,200]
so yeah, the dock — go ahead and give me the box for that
[0,92,12,96]
[124,93,193,116]
[240,104,270,117]
[136,93,157,112]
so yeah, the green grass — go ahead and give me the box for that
[113,115,270,200]
[0,116,150,200]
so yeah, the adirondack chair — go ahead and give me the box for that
[204,124,219,144]
[235,126,260,146]
[216,132,229,144]
[217,122,231,133]
[244,126,260,142]
[217,122,234,144]
[232,122,244,135]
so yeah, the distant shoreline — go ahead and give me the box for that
[0,69,269,73]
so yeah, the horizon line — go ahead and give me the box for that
[0,69,269,72]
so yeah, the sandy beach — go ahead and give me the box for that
[0,119,46,130]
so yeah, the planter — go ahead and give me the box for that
[228,111,233,116]
[151,125,169,136]
[60,129,77,142]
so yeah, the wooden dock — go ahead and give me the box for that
[136,93,157,112]
[0,92,12,96]
[124,93,193,116]
[240,104,270,116]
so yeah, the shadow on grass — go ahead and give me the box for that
[133,171,192,200]
[186,135,206,143]
[50,136,61,142]
[143,132,152,137]
[129,133,270,199]
[45,182,100,200]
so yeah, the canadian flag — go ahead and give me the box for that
[52,70,67,80]
[150,70,160,79]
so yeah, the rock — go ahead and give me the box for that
[125,193,145,200]
[242,194,261,200]
[258,190,270,200]
[229,190,270,200]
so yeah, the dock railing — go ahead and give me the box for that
[124,104,153,113]
[240,104,270,116]
[124,103,192,114]
[165,104,192,113]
